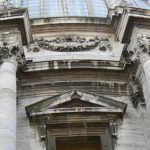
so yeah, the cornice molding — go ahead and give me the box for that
[25,89,127,119]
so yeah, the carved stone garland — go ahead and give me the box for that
[0,41,25,66]
[129,76,145,108]
[28,35,112,52]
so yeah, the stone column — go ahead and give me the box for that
[0,32,24,150]
[0,58,17,150]
[129,35,150,107]
[141,54,150,96]
[136,35,150,102]
[135,35,150,150]
[127,34,150,149]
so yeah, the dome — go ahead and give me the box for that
[12,0,150,19]
[126,0,150,9]
[17,0,108,19]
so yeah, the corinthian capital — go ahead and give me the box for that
[0,32,25,66]
[128,35,150,63]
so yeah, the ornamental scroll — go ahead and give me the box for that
[28,35,112,52]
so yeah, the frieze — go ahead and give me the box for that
[125,35,150,63]
[28,35,112,52]
[129,76,145,108]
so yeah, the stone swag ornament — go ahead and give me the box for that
[28,35,112,52]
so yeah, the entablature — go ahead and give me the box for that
[111,7,150,43]
[0,8,33,68]
[23,34,126,71]
[0,8,32,45]
[0,7,150,72]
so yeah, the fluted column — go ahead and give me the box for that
[0,32,24,150]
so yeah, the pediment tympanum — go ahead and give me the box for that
[25,89,127,120]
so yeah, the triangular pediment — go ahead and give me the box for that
[26,90,127,118]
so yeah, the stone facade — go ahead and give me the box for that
[0,1,150,150]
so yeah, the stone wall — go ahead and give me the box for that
[17,95,146,150]
[16,69,146,150]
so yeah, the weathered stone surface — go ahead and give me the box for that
[28,35,112,52]
[129,75,145,108]
[105,0,127,9]
[0,4,148,150]
[0,58,17,150]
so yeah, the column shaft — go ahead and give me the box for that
[0,58,17,150]
[143,59,150,91]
